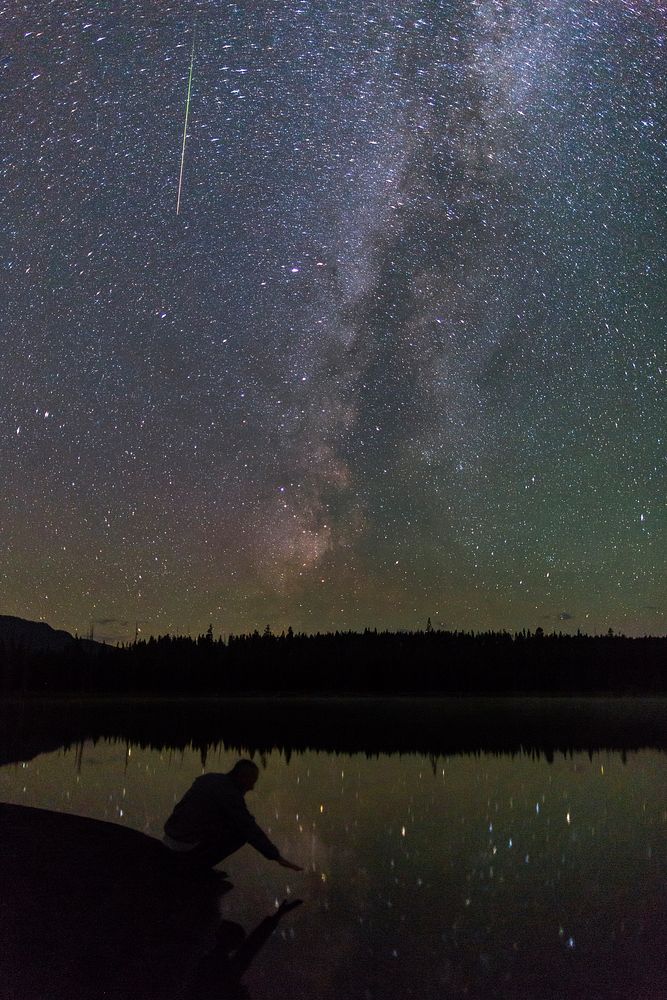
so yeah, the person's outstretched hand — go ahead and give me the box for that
[277,856,303,871]
[277,899,303,916]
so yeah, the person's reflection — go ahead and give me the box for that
[187,899,303,1000]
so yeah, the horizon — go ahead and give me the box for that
[2,610,665,647]
[2,590,665,644]
[2,2,663,643]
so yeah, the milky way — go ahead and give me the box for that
[1,1,664,641]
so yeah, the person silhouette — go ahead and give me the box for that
[186,900,303,1000]
[163,759,302,874]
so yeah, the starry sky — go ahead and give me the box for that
[1,0,664,642]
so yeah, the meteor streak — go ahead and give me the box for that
[176,26,196,215]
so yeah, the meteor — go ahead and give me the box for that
[176,26,196,215]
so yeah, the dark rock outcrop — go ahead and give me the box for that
[0,803,226,1000]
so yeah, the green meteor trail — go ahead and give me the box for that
[176,27,196,215]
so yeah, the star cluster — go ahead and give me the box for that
[1,1,664,640]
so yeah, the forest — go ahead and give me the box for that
[1,625,665,696]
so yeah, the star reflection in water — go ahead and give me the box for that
[1,742,665,999]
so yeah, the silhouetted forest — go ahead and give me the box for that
[1,626,665,695]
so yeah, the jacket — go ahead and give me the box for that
[164,771,279,860]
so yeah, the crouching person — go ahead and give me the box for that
[163,759,302,873]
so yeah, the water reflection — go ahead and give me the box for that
[2,697,666,769]
[1,743,665,999]
[187,900,303,1000]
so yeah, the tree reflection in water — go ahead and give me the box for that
[1,700,666,999]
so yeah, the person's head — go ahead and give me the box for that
[230,759,259,792]
[214,920,246,954]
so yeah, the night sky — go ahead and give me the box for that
[2,1,664,642]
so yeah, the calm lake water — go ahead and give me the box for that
[1,732,666,999]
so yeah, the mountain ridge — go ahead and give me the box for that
[0,615,101,653]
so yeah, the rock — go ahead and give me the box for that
[0,803,228,1000]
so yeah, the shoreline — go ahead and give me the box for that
[3,690,667,702]
[2,694,666,767]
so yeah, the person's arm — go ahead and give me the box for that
[243,814,281,860]
[220,788,280,859]
[229,900,303,978]
[219,783,303,868]
[276,855,303,870]
[244,815,303,868]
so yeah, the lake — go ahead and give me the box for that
[1,697,665,999]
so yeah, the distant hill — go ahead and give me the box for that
[0,615,100,654]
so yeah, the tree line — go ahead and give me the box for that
[1,626,665,695]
